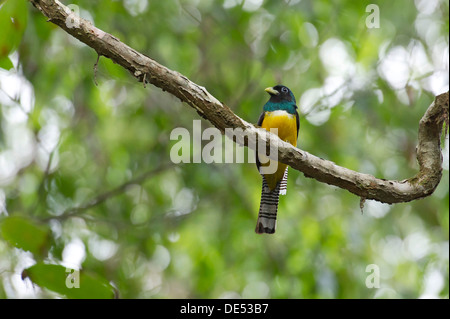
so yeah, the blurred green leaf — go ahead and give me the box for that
[0,0,27,62]
[0,55,13,70]
[0,216,50,256]
[23,263,115,299]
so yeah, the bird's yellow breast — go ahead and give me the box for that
[261,110,298,146]
[259,110,298,190]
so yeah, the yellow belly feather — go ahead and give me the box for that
[259,111,298,191]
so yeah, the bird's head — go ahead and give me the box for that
[265,85,296,104]
[264,85,297,113]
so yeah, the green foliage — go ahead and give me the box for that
[23,263,115,299]
[0,0,448,299]
[0,0,27,70]
[1,216,50,256]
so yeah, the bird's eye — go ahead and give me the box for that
[281,87,288,93]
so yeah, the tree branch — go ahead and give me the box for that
[28,0,449,204]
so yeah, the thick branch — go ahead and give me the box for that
[28,0,449,204]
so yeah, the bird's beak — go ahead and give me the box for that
[265,87,279,95]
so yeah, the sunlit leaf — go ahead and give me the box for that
[0,56,13,70]
[0,0,28,61]
[23,263,115,299]
[0,216,50,256]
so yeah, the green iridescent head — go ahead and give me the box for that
[263,85,298,114]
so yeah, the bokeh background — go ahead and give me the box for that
[0,0,448,298]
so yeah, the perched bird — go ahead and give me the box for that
[255,85,299,234]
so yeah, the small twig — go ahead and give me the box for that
[93,54,100,86]
[46,163,174,221]
[32,144,57,212]
[359,197,366,214]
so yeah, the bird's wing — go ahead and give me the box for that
[255,111,266,171]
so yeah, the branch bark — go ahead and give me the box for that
[28,0,449,204]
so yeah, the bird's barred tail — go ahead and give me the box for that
[255,176,282,234]
[279,168,288,195]
[255,167,289,234]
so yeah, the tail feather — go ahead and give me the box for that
[279,168,288,195]
[255,177,281,234]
